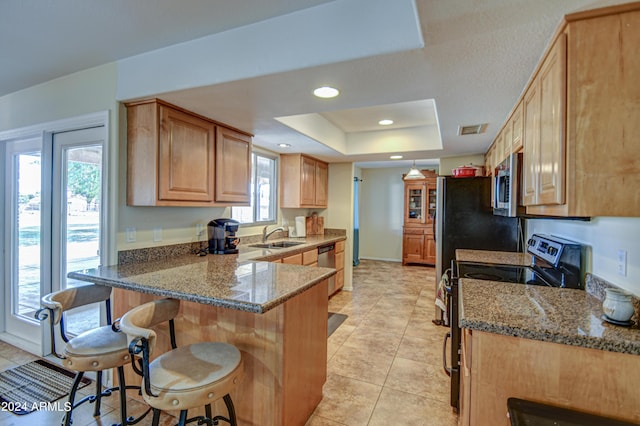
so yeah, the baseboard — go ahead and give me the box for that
[0,332,41,356]
[359,256,402,263]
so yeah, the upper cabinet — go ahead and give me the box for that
[489,4,640,217]
[126,99,251,207]
[522,34,567,207]
[280,154,329,208]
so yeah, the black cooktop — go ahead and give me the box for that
[454,261,555,287]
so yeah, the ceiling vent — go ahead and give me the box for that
[458,123,488,136]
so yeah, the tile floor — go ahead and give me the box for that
[0,259,458,426]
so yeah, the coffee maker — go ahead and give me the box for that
[207,218,240,254]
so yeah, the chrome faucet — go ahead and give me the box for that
[262,225,285,243]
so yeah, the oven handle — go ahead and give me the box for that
[443,331,452,377]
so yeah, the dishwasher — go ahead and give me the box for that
[317,243,336,296]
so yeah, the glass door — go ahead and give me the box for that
[52,128,104,335]
[2,126,105,351]
[405,182,426,224]
[3,137,45,343]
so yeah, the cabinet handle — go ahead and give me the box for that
[443,331,452,377]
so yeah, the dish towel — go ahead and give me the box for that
[435,270,449,324]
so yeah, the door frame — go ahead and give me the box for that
[0,110,113,355]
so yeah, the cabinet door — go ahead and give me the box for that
[158,106,215,202]
[537,34,566,205]
[426,183,437,225]
[215,126,251,204]
[503,123,513,158]
[423,233,436,264]
[403,232,424,263]
[315,160,328,207]
[300,156,316,206]
[511,101,524,153]
[522,79,540,206]
[405,183,426,224]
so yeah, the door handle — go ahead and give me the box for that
[443,331,452,377]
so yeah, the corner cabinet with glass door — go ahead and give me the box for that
[402,170,437,265]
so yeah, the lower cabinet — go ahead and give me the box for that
[402,226,435,265]
[460,330,640,426]
[333,240,345,295]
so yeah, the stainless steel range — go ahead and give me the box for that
[443,234,585,411]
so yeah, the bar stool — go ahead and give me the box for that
[119,298,243,426]
[37,284,144,426]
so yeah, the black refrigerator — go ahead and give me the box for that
[434,176,521,411]
[435,176,521,317]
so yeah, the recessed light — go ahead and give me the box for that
[277,143,291,148]
[390,155,403,160]
[313,86,340,98]
[379,119,394,126]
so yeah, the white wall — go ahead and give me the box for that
[0,64,120,264]
[359,167,407,261]
[527,217,640,296]
[326,163,355,290]
[439,154,485,176]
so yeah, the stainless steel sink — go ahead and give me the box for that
[249,241,305,249]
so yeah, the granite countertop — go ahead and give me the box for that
[69,236,342,313]
[456,249,532,266]
[237,234,346,262]
[459,279,640,355]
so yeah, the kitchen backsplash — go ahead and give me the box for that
[586,273,639,322]
[118,228,346,265]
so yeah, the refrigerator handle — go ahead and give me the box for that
[432,210,436,241]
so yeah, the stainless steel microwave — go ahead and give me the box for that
[493,153,523,217]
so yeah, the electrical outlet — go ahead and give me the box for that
[616,249,627,276]
[126,227,136,243]
[153,227,163,242]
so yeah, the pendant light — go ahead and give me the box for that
[403,160,425,180]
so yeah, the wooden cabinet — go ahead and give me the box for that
[280,154,329,208]
[460,330,640,426]
[215,126,251,204]
[511,101,524,153]
[126,99,252,207]
[492,4,640,216]
[268,239,346,298]
[522,34,567,207]
[333,240,345,295]
[402,171,437,265]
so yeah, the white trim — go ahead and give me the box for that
[0,331,41,355]
[0,111,108,142]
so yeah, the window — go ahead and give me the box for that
[232,152,277,224]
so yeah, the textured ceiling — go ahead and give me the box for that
[0,0,628,168]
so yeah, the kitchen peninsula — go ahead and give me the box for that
[68,246,337,426]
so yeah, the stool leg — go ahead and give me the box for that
[93,370,103,416]
[178,410,188,426]
[205,404,212,426]
[117,366,128,425]
[64,371,85,426]
[151,408,161,426]
[223,394,237,426]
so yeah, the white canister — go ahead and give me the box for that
[602,288,635,322]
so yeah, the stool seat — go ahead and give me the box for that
[144,342,243,411]
[64,325,131,371]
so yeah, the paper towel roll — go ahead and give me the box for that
[295,216,306,237]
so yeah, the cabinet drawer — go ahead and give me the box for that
[282,253,302,265]
[303,249,318,266]
[335,240,345,253]
[403,227,425,235]
[335,251,345,271]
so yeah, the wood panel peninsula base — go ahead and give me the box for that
[113,280,328,426]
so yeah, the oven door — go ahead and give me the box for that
[442,275,460,411]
